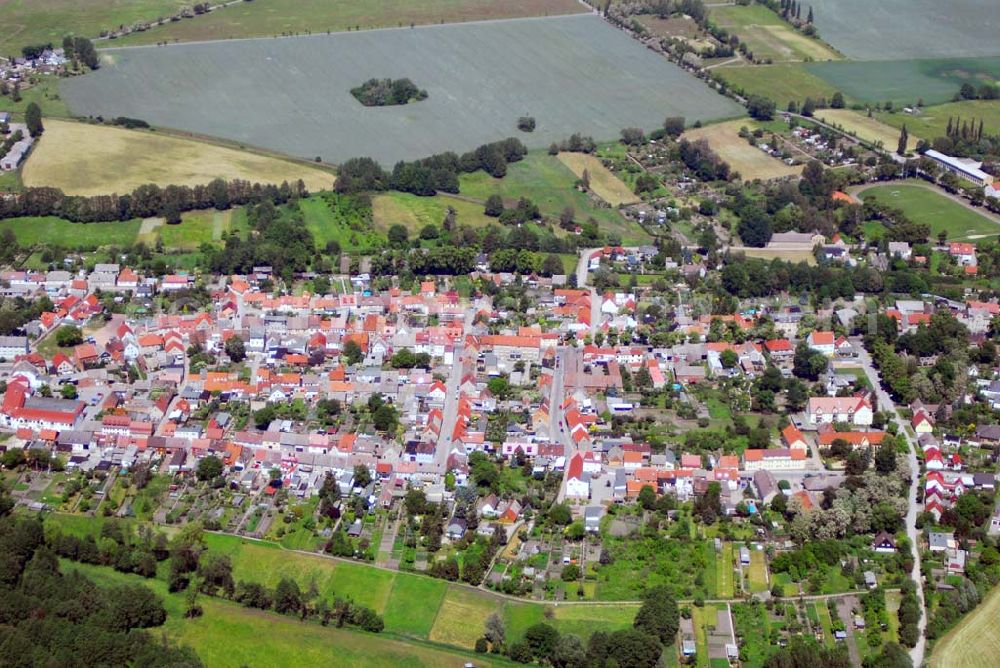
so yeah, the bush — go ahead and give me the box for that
[517,116,536,132]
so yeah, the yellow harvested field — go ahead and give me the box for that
[683,120,802,181]
[817,109,919,151]
[557,152,639,206]
[930,585,1000,668]
[22,119,334,196]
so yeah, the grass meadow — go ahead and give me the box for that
[0,216,141,249]
[0,0,187,56]
[859,183,1000,241]
[112,0,586,46]
[709,4,841,62]
[875,100,1000,140]
[22,120,334,197]
[60,560,499,667]
[459,152,650,244]
[714,64,841,107]
[683,120,802,181]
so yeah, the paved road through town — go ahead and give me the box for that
[853,338,927,666]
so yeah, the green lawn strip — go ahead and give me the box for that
[0,216,141,249]
[716,543,734,599]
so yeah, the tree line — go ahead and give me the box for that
[335,137,527,197]
[0,178,309,223]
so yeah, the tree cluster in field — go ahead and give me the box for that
[476,584,678,667]
[0,512,201,667]
[203,198,316,279]
[61,36,100,70]
[956,82,999,103]
[0,178,308,223]
[678,138,731,182]
[547,133,598,155]
[335,138,526,196]
[350,78,427,107]
[46,517,169,579]
[517,116,536,133]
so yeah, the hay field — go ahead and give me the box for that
[816,109,919,151]
[61,15,742,166]
[557,152,639,206]
[876,100,1000,140]
[808,57,1000,107]
[683,120,802,181]
[21,120,334,196]
[805,0,1000,60]
[709,4,840,62]
[930,585,1000,668]
[113,0,586,46]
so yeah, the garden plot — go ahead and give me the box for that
[62,14,742,166]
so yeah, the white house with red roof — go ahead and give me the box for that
[948,243,977,266]
[565,452,591,499]
[806,331,835,357]
[806,396,873,426]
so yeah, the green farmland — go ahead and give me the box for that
[61,15,742,166]
[112,0,586,46]
[806,0,1000,61]
[807,57,1000,107]
[859,183,1000,241]
[714,64,841,107]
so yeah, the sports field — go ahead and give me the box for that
[859,183,1000,241]
[930,584,1000,668]
[0,0,187,56]
[807,57,1000,107]
[683,120,802,181]
[61,15,742,166]
[112,0,586,46]
[22,120,334,196]
[815,109,918,152]
[557,152,639,206]
[875,100,1000,141]
[805,0,1000,61]
[714,64,840,107]
[709,4,840,62]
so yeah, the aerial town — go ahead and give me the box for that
[0,1,998,668]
